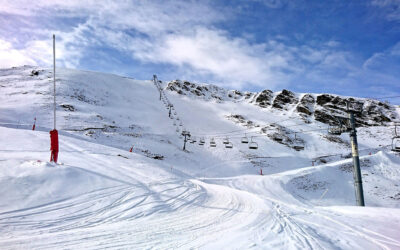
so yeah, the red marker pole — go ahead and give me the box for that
[50,34,59,163]
[32,117,36,130]
[129,146,133,152]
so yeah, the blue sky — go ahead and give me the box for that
[0,0,399,102]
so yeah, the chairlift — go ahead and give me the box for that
[199,137,205,145]
[391,123,400,152]
[191,136,197,143]
[249,136,258,150]
[392,138,400,152]
[225,141,233,149]
[210,138,217,147]
[293,133,305,151]
[173,121,176,125]
[176,117,180,120]
[174,112,177,115]
[328,117,348,135]
[179,121,183,126]
[241,134,249,144]
[223,137,229,144]
[176,127,179,132]
[328,126,342,135]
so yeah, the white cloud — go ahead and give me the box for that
[363,41,400,69]
[0,39,47,68]
[129,28,292,88]
[371,0,400,21]
[2,0,392,94]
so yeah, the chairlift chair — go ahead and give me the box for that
[225,142,233,149]
[328,117,348,135]
[392,137,400,152]
[241,134,249,144]
[210,138,217,147]
[293,133,305,151]
[173,121,176,125]
[328,126,342,135]
[176,127,179,132]
[179,121,183,126]
[249,136,258,150]
[191,137,197,143]
[199,137,205,145]
[223,137,229,144]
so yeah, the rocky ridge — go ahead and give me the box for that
[166,80,399,127]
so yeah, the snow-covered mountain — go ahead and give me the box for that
[1,65,400,249]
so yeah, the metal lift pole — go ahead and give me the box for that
[183,134,187,150]
[182,131,190,151]
[348,103,365,206]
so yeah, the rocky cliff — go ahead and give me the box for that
[165,80,399,127]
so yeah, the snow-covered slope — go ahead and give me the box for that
[1,65,400,249]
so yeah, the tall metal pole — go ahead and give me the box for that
[182,131,190,151]
[183,134,187,150]
[53,34,56,130]
[348,106,365,206]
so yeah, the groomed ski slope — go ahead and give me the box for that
[1,66,400,249]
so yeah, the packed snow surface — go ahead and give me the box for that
[0,66,400,249]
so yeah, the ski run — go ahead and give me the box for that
[1,66,400,249]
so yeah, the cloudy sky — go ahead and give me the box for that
[0,0,399,101]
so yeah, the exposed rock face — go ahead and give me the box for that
[226,114,258,128]
[167,79,398,127]
[166,80,247,102]
[272,89,298,110]
[252,89,397,127]
[296,94,315,116]
[313,94,396,126]
[253,90,273,107]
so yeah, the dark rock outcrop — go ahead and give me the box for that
[253,89,273,107]
[272,89,298,110]
[296,94,315,116]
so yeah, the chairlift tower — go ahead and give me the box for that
[168,104,173,118]
[347,101,365,206]
[182,130,191,150]
[325,101,365,206]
